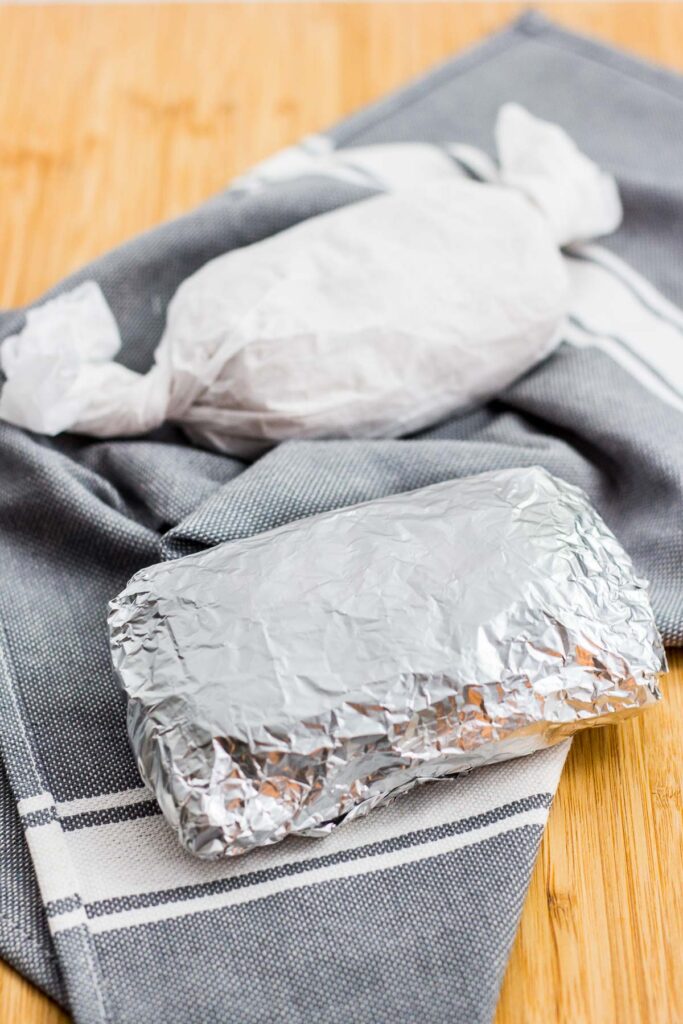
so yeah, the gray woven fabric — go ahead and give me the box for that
[0,14,681,1024]
[0,765,64,1003]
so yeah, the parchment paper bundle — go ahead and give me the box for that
[109,467,663,859]
[0,106,621,455]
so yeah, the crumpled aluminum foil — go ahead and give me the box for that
[109,466,664,859]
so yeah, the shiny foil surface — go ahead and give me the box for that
[109,467,664,859]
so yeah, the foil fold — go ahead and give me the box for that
[109,467,664,859]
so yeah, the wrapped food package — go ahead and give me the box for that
[109,467,664,860]
[0,105,621,455]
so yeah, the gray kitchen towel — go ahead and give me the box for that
[1,13,682,1024]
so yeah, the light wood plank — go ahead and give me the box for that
[0,6,681,1023]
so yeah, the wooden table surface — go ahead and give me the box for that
[0,4,681,1023]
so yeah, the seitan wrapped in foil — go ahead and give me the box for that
[109,466,664,859]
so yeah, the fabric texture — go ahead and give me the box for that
[0,13,681,1023]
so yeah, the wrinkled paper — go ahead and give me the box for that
[1,105,621,455]
[109,467,664,859]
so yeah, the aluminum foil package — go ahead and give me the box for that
[109,467,664,859]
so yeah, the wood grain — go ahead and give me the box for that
[0,6,681,1023]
